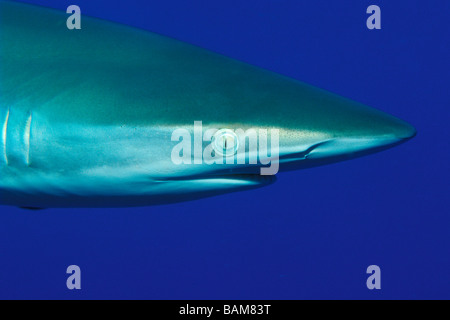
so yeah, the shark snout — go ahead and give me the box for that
[390,119,417,140]
[304,110,416,161]
[371,109,417,141]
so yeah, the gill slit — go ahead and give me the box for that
[2,109,9,165]
[24,112,32,166]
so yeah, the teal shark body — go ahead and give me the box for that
[0,1,415,208]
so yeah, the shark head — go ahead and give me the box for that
[162,75,416,189]
[0,0,416,207]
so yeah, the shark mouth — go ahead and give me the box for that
[156,173,277,185]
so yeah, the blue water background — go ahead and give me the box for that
[0,0,449,299]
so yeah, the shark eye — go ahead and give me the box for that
[212,129,239,156]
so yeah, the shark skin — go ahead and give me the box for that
[0,1,416,208]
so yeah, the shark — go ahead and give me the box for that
[0,1,416,208]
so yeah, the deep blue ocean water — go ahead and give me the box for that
[0,0,449,299]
